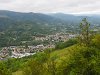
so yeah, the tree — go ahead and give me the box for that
[79,18,90,46]
[23,59,44,75]
[92,34,100,49]
[55,39,77,49]
[0,61,11,75]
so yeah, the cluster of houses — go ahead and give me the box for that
[0,33,77,60]
[0,44,55,59]
[34,33,77,42]
[0,48,9,59]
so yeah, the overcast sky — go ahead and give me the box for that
[0,0,100,14]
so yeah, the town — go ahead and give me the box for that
[0,33,77,59]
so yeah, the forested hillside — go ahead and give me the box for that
[0,10,100,47]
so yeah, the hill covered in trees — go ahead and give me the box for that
[0,10,100,35]
[0,10,100,32]
[0,10,100,47]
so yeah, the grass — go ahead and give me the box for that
[50,45,78,59]
[12,71,23,75]
[12,45,85,75]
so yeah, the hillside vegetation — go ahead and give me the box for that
[12,34,100,75]
[0,33,100,75]
[0,18,100,75]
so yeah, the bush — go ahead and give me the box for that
[91,34,100,49]
[59,47,100,75]
[55,39,78,49]
[0,61,11,75]
[23,59,45,75]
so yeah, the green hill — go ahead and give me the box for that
[12,34,100,75]
[12,43,100,75]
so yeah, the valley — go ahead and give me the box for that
[0,10,100,75]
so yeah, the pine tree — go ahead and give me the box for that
[79,18,90,46]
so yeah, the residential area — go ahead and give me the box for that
[0,33,76,60]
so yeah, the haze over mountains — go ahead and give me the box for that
[0,10,100,23]
[0,10,100,24]
[0,10,100,32]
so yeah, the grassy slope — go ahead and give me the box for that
[12,71,23,75]
[13,44,99,75]
[13,45,77,75]
[50,45,82,62]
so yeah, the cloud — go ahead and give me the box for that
[0,0,100,14]
[0,0,14,3]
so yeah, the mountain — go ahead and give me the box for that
[0,10,100,30]
[50,13,85,24]
[0,10,67,34]
[50,13,79,21]
[0,10,99,47]
[0,10,68,47]
[0,10,100,33]
[0,10,64,24]
[50,13,100,25]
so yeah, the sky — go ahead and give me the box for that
[0,0,100,14]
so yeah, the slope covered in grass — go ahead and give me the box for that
[21,42,100,75]
[50,45,100,75]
